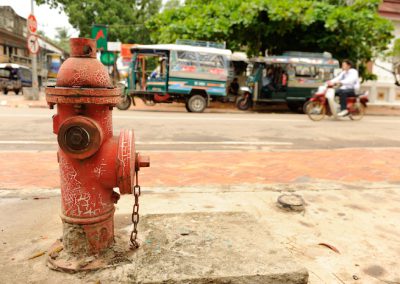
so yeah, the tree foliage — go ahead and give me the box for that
[147,0,394,74]
[390,38,400,85]
[37,28,71,52]
[36,0,161,43]
[54,27,71,52]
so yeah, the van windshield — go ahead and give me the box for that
[0,68,11,79]
[19,68,32,81]
[170,50,229,80]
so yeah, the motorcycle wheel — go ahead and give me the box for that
[236,95,252,111]
[302,101,311,114]
[349,103,365,121]
[306,101,326,121]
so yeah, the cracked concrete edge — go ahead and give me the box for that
[136,268,309,284]
[0,180,398,198]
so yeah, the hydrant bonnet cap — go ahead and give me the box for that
[54,37,113,89]
[70,38,97,58]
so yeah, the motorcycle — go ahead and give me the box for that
[305,83,369,121]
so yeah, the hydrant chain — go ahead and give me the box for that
[130,169,141,250]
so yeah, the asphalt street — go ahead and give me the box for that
[0,107,399,152]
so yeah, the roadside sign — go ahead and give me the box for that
[107,42,121,52]
[27,34,40,54]
[100,51,115,66]
[91,25,108,51]
[27,14,37,34]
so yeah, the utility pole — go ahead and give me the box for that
[30,0,39,100]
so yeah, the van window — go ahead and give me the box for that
[317,67,334,81]
[170,50,228,77]
[0,68,11,79]
[19,68,32,81]
[294,66,316,78]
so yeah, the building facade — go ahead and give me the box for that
[0,6,30,66]
[362,0,400,105]
[0,6,68,86]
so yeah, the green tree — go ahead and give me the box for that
[36,0,162,44]
[393,39,400,85]
[55,27,71,52]
[163,0,181,11]
[37,29,70,52]
[147,0,394,78]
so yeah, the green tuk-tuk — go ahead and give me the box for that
[236,52,339,112]
[117,43,233,112]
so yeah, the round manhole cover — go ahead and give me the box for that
[277,194,305,212]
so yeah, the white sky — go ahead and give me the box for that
[2,0,79,40]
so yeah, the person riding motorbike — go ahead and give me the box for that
[329,59,360,117]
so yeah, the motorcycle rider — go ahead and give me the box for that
[329,59,360,117]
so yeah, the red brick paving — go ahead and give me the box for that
[1,148,399,190]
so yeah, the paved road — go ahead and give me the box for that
[0,107,399,151]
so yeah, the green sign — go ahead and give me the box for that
[100,51,115,66]
[91,25,108,51]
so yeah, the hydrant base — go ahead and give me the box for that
[61,212,115,256]
[47,238,135,273]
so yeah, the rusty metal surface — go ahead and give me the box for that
[46,87,120,97]
[58,142,118,220]
[61,221,114,256]
[57,116,103,160]
[46,37,150,262]
[46,95,120,105]
[137,153,150,169]
[47,239,110,273]
[55,38,111,89]
[69,38,97,58]
[117,129,135,195]
[60,208,115,225]
[55,58,112,88]
[130,169,141,249]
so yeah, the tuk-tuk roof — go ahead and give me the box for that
[0,63,30,69]
[230,52,249,62]
[252,56,339,67]
[131,44,232,56]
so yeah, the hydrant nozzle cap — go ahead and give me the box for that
[70,38,97,58]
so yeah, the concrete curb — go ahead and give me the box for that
[2,97,400,116]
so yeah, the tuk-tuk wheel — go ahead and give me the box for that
[15,89,21,95]
[287,102,303,113]
[187,95,207,113]
[116,95,132,111]
[3,89,8,95]
[185,102,192,112]
[236,95,252,111]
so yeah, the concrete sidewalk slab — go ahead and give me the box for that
[0,182,399,283]
[135,212,308,283]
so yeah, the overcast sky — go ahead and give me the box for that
[2,0,79,39]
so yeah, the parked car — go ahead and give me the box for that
[0,64,32,95]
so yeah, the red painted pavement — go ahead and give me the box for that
[1,148,399,190]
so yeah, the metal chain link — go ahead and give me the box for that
[130,168,141,250]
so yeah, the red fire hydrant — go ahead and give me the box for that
[45,38,149,272]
